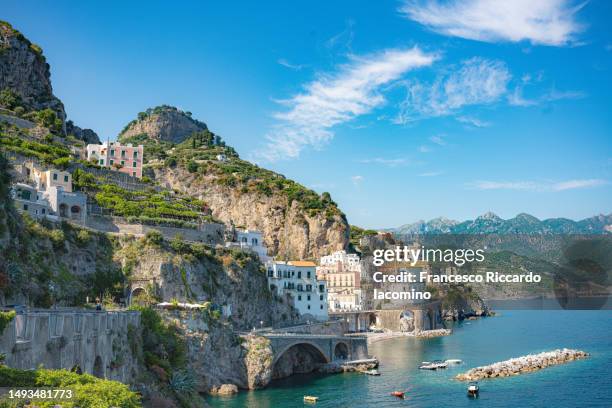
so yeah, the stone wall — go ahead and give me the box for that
[0,310,140,383]
[85,215,225,244]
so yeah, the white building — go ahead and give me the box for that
[12,174,87,224]
[317,250,364,312]
[226,229,269,261]
[266,260,328,321]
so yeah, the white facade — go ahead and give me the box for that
[320,250,361,271]
[266,261,328,321]
[317,250,364,312]
[12,182,87,223]
[226,229,269,261]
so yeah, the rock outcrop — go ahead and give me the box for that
[119,105,207,143]
[66,120,101,144]
[155,166,349,259]
[0,21,66,127]
[456,349,589,381]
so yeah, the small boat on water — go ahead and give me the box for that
[445,359,462,364]
[419,360,448,370]
[390,391,405,399]
[304,395,319,403]
[364,369,381,376]
[467,382,479,397]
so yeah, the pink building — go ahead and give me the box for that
[86,141,144,178]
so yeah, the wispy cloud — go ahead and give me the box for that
[419,171,444,177]
[400,0,586,46]
[277,58,305,70]
[508,85,586,106]
[256,47,438,161]
[351,175,364,186]
[395,58,510,123]
[467,179,608,191]
[429,135,446,145]
[456,115,491,127]
[359,157,410,167]
[418,145,432,153]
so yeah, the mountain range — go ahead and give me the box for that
[389,212,612,235]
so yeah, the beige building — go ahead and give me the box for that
[317,250,363,311]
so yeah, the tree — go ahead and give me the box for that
[186,160,198,173]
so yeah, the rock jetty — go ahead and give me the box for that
[456,349,588,381]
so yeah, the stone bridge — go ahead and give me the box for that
[330,301,444,333]
[263,333,369,366]
[0,309,140,383]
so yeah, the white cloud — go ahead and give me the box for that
[400,0,585,46]
[429,135,446,145]
[508,85,586,106]
[351,175,364,186]
[256,47,438,161]
[419,171,444,177]
[396,57,510,122]
[277,58,305,70]
[456,115,491,127]
[418,145,431,153]
[359,157,410,167]
[467,179,608,191]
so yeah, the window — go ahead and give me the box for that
[268,270,273,277]
[121,150,126,157]
[307,271,311,279]
[307,305,311,310]
[297,271,301,279]
[298,295,301,301]
[42,208,45,214]
[133,161,137,167]
[99,159,104,165]
[64,175,68,182]
[319,284,325,292]
[320,305,323,309]
[110,149,115,156]
[110,159,114,165]
[53,173,58,180]
[132,172,136,177]
[23,204,28,210]
[320,295,323,301]
[133,151,138,158]
[307,295,311,301]
[121,161,125,166]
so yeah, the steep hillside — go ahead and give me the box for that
[121,110,350,259]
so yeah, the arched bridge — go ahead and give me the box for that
[263,333,369,365]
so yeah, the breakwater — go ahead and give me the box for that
[456,348,589,381]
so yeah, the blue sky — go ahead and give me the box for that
[3,0,611,228]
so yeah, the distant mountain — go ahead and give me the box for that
[390,212,612,235]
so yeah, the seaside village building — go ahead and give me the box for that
[86,141,144,179]
[11,165,87,223]
[316,250,364,312]
[225,229,270,261]
[266,260,328,320]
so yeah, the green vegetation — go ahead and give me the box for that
[349,225,377,248]
[0,365,140,408]
[0,310,15,335]
[0,124,71,164]
[24,108,63,133]
[119,105,207,136]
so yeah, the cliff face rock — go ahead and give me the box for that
[66,120,101,144]
[440,286,489,321]
[154,166,349,259]
[244,336,273,389]
[119,106,207,143]
[0,21,66,126]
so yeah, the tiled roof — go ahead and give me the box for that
[288,260,317,267]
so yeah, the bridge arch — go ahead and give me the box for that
[334,342,349,360]
[272,340,330,366]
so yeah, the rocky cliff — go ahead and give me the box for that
[119,105,208,143]
[66,119,101,144]
[0,21,66,126]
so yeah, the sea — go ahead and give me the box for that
[207,304,612,407]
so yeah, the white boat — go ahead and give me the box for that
[419,360,447,370]
[432,360,448,369]
[445,359,462,364]
[364,369,381,376]
[467,382,479,397]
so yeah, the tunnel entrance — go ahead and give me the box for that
[272,343,328,380]
[93,356,104,378]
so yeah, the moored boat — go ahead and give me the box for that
[390,391,405,399]
[304,395,319,403]
[467,382,479,397]
[364,369,381,376]
[445,359,462,364]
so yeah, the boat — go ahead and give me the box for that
[390,391,405,399]
[419,360,448,370]
[432,360,448,369]
[445,359,462,364]
[364,369,381,376]
[467,382,479,397]
[304,396,319,403]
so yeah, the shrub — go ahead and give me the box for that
[145,230,164,246]
[186,160,198,173]
[165,157,177,167]
[0,311,15,335]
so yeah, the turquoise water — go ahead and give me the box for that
[207,310,612,407]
